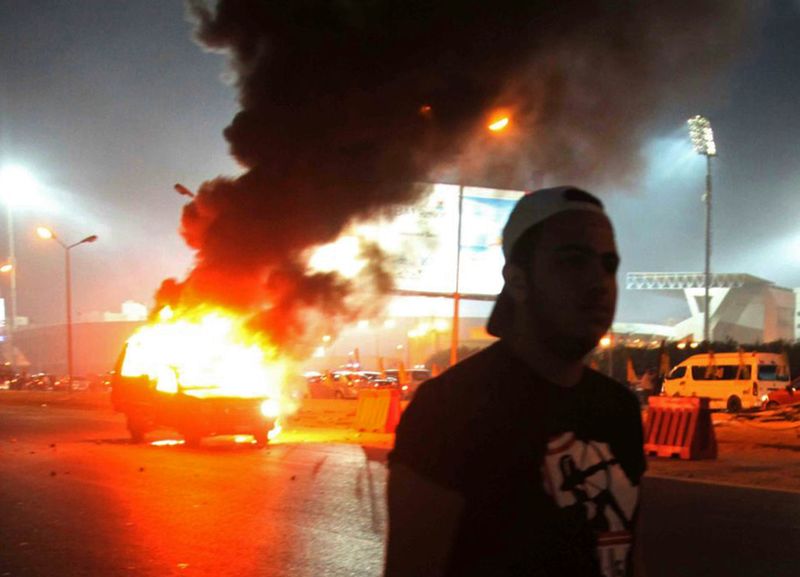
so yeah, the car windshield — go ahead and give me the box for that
[758,365,790,381]
[667,366,686,379]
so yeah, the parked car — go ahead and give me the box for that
[356,371,401,395]
[305,371,370,399]
[52,376,91,391]
[761,383,799,410]
[327,371,371,399]
[384,368,431,400]
[25,373,58,391]
[304,372,331,399]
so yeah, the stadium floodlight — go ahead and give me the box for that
[687,115,717,343]
[687,115,717,157]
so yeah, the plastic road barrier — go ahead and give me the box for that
[355,389,402,433]
[644,396,717,460]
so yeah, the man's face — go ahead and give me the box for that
[508,211,619,360]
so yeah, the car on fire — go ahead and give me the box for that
[111,343,280,448]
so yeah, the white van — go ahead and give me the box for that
[661,352,790,412]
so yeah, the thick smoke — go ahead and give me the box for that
[160,0,757,355]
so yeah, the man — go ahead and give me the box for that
[385,187,646,577]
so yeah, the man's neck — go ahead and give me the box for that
[505,333,585,387]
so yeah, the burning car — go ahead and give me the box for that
[111,306,287,447]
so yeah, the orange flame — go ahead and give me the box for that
[121,305,289,403]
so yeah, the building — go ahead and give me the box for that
[626,272,795,343]
[12,320,144,376]
[3,301,149,376]
[794,289,800,342]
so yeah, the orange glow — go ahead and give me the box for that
[260,398,281,418]
[0,264,12,273]
[121,305,289,404]
[36,226,54,240]
[488,115,510,132]
[150,439,184,447]
[307,235,366,278]
[407,318,450,338]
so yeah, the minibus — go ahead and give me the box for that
[661,352,790,412]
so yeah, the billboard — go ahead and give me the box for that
[382,183,524,296]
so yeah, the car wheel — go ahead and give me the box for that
[253,431,269,448]
[334,390,343,399]
[726,396,742,413]
[182,430,203,447]
[126,413,149,444]
[765,400,779,410]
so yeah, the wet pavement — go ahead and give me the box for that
[2,400,800,577]
[1,405,387,577]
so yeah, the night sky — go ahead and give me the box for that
[1,1,798,328]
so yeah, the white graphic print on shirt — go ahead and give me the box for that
[541,432,639,577]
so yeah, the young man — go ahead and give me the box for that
[385,187,646,577]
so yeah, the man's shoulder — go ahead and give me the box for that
[583,367,630,391]
[581,367,641,413]
[415,341,510,399]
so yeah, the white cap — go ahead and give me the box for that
[487,186,607,337]
[501,186,606,259]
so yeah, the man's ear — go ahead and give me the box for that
[502,263,528,303]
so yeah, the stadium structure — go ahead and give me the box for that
[624,272,795,344]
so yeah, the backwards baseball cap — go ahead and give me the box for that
[486,186,607,337]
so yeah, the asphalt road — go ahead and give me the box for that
[641,477,800,577]
[1,404,799,577]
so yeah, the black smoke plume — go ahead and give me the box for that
[159,0,758,355]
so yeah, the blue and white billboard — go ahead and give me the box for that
[385,183,523,296]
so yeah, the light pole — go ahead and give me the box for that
[37,227,98,391]
[449,112,512,366]
[687,115,717,344]
[450,185,465,367]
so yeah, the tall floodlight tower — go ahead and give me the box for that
[687,115,717,343]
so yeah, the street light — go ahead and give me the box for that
[450,112,513,366]
[488,116,510,132]
[687,115,717,343]
[599,334,614,377]
[37,226,98,391]
[0,165,39,374]
[174,183,195,198]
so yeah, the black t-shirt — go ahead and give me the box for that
[389,341,646,577]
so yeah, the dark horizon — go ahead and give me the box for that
[1,0,798,331]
